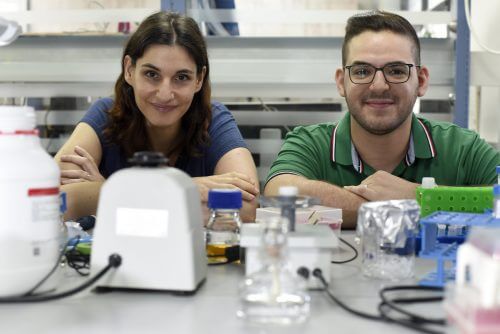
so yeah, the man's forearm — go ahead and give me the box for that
[264,174,366,228]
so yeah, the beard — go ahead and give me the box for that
[346,91,417,136]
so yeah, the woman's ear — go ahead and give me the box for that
[195,66,207,93]
[123,55,134,85]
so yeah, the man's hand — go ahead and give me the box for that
[193,172,259,203]
[59,146,105,184]
[344,170,418,202]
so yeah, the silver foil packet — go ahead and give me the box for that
[356,200,420,248]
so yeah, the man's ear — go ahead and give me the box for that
[195,66,206,93]
[335,67,346,97]
[123,55,134,85]
[416,65,430,97]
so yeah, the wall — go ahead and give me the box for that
[470,1,500,146]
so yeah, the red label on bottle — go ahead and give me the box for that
[28,187,59,197]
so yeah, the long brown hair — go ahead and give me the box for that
[104,11,211,159]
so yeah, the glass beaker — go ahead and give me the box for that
[237,217,310,324]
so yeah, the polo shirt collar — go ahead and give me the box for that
[412,115,437,159]
[330,113,437,174]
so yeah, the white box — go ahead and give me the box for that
[241,223,339,289]
[256,205,343,236]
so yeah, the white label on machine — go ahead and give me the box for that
[116,207,169,238]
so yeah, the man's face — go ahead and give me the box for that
[335,30,429,136]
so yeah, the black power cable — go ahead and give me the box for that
[378,303,444,334]
[312,268,383,321]
[23,237,80,296]
[312,268,447,334]
[331,237,359,264]
[0,254,122,303]
[379,285,446,326]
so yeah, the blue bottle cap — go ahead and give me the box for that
[208,189,242,209]
[497,166,500,174]
[494,185,500,196]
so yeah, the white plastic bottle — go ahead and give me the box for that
[0,106,61,297]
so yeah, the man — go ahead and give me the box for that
[264,10,500,228]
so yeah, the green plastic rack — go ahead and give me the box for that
[416,186,493,217]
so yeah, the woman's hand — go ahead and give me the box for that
[193,172,260,203]
[59,146,105,184]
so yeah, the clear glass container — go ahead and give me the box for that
[205,189,242,264]
[357,200,420,281]
[237,217,310,325]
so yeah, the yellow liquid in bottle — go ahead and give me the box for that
[206,244,230,264]
[206,244,241,264]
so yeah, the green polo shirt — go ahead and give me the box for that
[267,113,500,187]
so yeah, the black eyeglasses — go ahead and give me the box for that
[344,63,419,84]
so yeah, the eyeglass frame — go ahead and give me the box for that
[344,63,421,85]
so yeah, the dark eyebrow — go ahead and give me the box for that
[141,63,161,71]
[176,69,195,75]
[141,63,196,75]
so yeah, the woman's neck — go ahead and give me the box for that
[146,122,183,165]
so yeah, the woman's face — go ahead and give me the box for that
[124,44,205,132]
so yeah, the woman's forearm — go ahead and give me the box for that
[60,181,103,221]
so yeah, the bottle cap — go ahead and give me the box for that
[278,186,298,196]
[496,166,500,174]
[208,189,242,209]
[0,106,36,132]
[421,177,437,189]
[494,185,500,196]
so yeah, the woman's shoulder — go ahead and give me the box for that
[208,101,236,131]
[210,100,230,116]
[89,97,114,114]
[81,97,114,131]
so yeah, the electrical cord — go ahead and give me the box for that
[312,268,383,321]
[66,250,90,276]
[311,268,446,334]
[331,237,358,264]
[22,237,80,296]
[0,254,122,303]
[379,285,445,325]
[378,303,444,334]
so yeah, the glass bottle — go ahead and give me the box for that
[237,217,310,325]
[205,189,242,264]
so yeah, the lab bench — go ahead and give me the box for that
[0,234,444,334]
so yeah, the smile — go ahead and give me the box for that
[364,99,394,109]
[151,103,176,112]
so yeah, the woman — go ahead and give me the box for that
[55,11,258,222]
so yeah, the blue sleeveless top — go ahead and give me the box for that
[80,97,247,178]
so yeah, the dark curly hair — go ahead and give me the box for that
[104,11,211,159]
